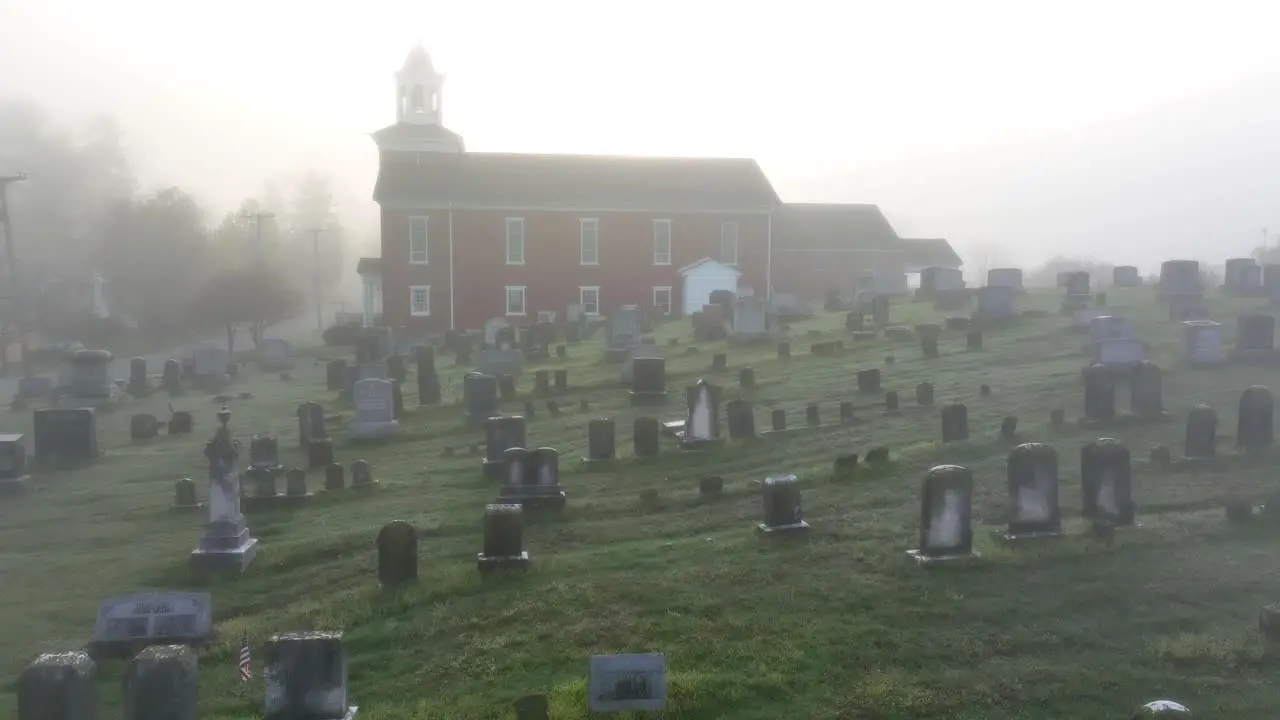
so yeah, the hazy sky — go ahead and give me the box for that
[3,0,1280,268]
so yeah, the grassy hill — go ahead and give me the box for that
[3,288,1280,719]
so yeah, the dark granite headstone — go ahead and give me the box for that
[554,369,568,391]
[633,417,660,458]
[376,520,418,588]
[1081,438,1134,525]
[350,460,375,487]
[1184,404,1217,458]
[326,359,348,391]
[759,474,809,533]
[630,357,667,405]
[463,372,500,423]
[857,369,881,394]
[483,416,527,479]
[839,401,854,424]
[263,632,353,719]
[771,408,787,432]
[805,403,820,426]
[173,478,199,511]
[18,651,97,720]
[726,399,756,439]
[916,382,934,407]
[1238,385,1274,452]
[478,503,529,572]
[169,411,193,434]
[739,367,755,389]
[1129,361,1164,418]
[324,463,345,491]
[584,418,617,463]
[122,645,198,720]
[940,403,968,442]
[33,408,98,466]
[285,468,308,497]
[130,413,159,440]
[913,465,974,559]
[884,391,899,412]
[1005,443,1062,539]
[307,438,334,469]
[1083,363,1116,422]
[1000,416,1018,440]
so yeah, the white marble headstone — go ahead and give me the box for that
[588,653,667,713]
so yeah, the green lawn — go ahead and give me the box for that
[4,289,1280,719]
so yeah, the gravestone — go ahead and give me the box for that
[1167,291,1207,321]
[1063,271,1091,305]
[1112,265,1141,287]
[916,382,934,407]
[1089,315,1135,344]
[386,354,406,383]
[498,446,566,511]
[919,335,939,359]
[1159,259,1202,296]
[805,404,820,426]
[64,348,116,403]
[128,357,149,395]
[1001,416,1018,440]
[122,645,199,720]
[554,369,568,391]
[130,413,159,440]
[1092,338,1145,370]
[633,417,660,458]
[629,357,668,406]
[857,368,881,394]
[259,337,293,371]
[285,468,310,498]
[1080,438,1134,525]
[739,367,755,389]
[478,504,531,572]
[583,418,617,465]
[910,465,975,561]
[870,295,890,326]
[18,651,97,720]
[482,416,527,480]
[415,346,440,405]
[770,409,787,432]
[326,359,348,391]
[1129,361,1164,418]
[248,434,281,470]
[1225,257,1259,293]
[308,438,334,469]
[263,632,356,720]
[324,463,346,491]
[350,460,375,488]
[699,475,725,497]
[18,374,53,399]
[173,478,200,511]
[1237,385,1274,452]
[758,474,809,533]
[191,344,231,391]
[730,296,770,342]
[839,401,854,424]
[940,403,968,442]
[1003,444,1063,540]
[604,305,642,361]
[533,370,550,396]
[726,399,756,439]
[1183,320,1225,366]
[297,401,325,448]
[190,407,258,574]
[89,592,214,654]
[477,348,524,379]
[885,391,899,412]
[348,378,398,440]
[620,344,662,385]
[966,331,983,351]
[514,694,549,720]
[986,268,1023,289]
[169,411,193,434]
[484,317,511,348]
[1242,264,1265,295]
[681,379,721,449]
[376,520,418,588]
[463,372,500,423]
[587,653,668,714]
[977,285,1017,320]
[1185,404,1217,459]
[33,408,98,466]
[1233,313,1277,361]
[1082,363,1116,422]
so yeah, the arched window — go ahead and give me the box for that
[410,85,425,112]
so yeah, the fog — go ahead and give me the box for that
[4,0,1280,282]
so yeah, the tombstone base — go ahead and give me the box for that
[1228,349,1280,365]
[477,551,530,574]
[243,493,312,511]
[0,474,30,494]
[757,520,810,535]
[496,489,567,512]
[680,438,724,452]
[628,391,669,406]
[603,347,631,363]
[346,420,399,441]
[906,549,979,565]
[189,537,258,575]
[994,528,1064,543]
[170,501,203,513]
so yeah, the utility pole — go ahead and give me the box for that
[240,210,276,259]
[308,228,325,331]
[0,173,29,376]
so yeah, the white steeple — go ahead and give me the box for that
[396,45,444,126]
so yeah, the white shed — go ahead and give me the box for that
[679,258,742,316]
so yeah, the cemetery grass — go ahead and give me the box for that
[6,291,1280,718]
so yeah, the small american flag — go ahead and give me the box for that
[238,635,252,681]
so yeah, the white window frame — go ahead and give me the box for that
[580,218,599,265]
[408,216,429,264]
[720,221,739,266]
[653,286,673,315]
[409,285,431,316]
[505,285,527,316]
[579,286,600,316]
[505,217,525,265]
[653,219,672,265]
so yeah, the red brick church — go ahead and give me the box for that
[362,46,956,333]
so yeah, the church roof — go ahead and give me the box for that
[899,237,963,268]
[371,122,465,148]
[774,203,901,250]
[401,45,435,75]
[373,152,780,212]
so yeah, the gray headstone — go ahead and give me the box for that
[588,653,667,713]
[348,378,398,440]
[33,408,98,465]
[18,651,97,720]
[620,344,662,385]
[484,317,511,347]
[730,297,769,339]
[123,645,198,720]
[986,268,1023,289]
[259,338,293,371]
[264,632,354,719]
[477,348,524,378]
[976,285,1017,319]
[91,592,214,651]
[1092,338,1145,369]
[1183,320,1224,365]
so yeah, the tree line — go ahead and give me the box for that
[0,99,354,360]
